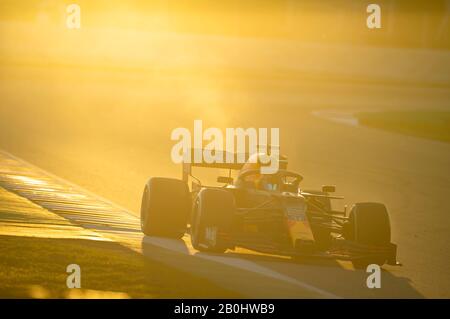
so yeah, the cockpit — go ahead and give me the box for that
[236,169,303,193]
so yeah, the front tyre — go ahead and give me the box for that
[345,202,391,269]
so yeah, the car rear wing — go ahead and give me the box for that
[181,148,287,182]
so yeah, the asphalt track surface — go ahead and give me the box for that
[0,27,449,297]
[0,105,449,298]
[0,150,427,298]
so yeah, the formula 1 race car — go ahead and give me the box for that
[140,151,399,268]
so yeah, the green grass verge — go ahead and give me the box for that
[356,111,450,143]
[0,235,239,298]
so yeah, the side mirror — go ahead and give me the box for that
[217,176,233,184]
[322,185,336,193]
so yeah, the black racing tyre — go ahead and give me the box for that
[191,188,235,253]
[140,177,190,238]
[346,202,391,268]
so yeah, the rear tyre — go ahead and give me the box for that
[345,202,391,269]
[191,188,235,253]
[140,177,190,238]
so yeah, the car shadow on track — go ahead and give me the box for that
[141,235,422,298]
[221,250,423,298]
